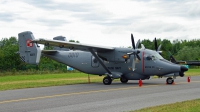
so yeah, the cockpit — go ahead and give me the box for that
[146,51,164,60]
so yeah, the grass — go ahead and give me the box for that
[0,68,199,91]
[185,68,200,76]
[0,73,103,91]
[132,99,200,112]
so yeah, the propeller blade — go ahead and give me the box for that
[158,44,162,51]
[129,33,141,71]
[132,55,136,71]
[131,34,135,49]
[154,37,158,51]
[141,44,145,50]
[136,39,140,49]
[136,54,141,60]
[127,52,133,55]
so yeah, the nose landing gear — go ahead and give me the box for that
[166,77,174,84]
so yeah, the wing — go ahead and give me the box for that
[32,39,114,52]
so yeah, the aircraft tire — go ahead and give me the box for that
[103,76,112,85]
[120,77,128,83]
[166,77,174,84]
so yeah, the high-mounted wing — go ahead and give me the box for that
[32,39,114,52]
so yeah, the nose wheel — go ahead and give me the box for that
[103,76,112,85]
[166,77,174,84]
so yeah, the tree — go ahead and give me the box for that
[175,46,200,61]
[69,40,80,43]
[0,37,21,71]
[140,39,154,49]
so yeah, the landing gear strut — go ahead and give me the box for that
[166,77,174,84]
[103,76,112,85]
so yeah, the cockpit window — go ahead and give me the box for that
[154,53,164,59]
[146,52,164,60]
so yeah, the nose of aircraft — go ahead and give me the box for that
[179,65,188,77]
[181,65,188,72]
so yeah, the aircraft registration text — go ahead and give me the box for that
[68,53,79,58]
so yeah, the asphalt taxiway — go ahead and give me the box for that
[0,76,200,112]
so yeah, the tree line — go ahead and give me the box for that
[140,38,200,61]
[1,36,200,75]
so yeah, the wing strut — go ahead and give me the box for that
[88,48,112,75]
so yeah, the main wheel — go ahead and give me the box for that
[120,76,128,83]
[166,77,174,84]
[103,76,112,85]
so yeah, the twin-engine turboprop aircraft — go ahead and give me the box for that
[18,31,188,85]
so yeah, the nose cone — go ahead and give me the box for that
[179,65,188,77]
[181,65,188,72]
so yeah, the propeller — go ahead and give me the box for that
[127,34,141,71]
[154,38,162,54]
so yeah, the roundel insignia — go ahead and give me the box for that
[26,39,33,47]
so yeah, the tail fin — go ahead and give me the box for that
[18,31,41,65]
[168,51,176,63]
[53,36,69,51]
[170,55,177,63]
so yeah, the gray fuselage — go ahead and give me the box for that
[43,49,182,80]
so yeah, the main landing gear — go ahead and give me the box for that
[166,77,174,84]
[103,75,129,85]
[103,76,112,85]
[120,76,128,83]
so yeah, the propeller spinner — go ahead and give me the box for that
[127,34,141,71]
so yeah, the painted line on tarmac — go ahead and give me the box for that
[0,85,159,104]
[0,80,200,104]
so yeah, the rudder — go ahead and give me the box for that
[18,31,41,65]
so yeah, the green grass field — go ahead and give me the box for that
[0,73,103,91]
[132,99,200,112]
[185,68,200,76]
[0,68,199,91]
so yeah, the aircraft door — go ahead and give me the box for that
[91,56,99,68]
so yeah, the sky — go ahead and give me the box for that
[1,0,200,47]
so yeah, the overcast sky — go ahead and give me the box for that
[1,0,200,47]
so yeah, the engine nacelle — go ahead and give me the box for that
[97,48,132,62]
[53,36,69,51]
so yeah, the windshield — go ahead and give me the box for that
[146,51,164,60]
[154,53,164,59]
